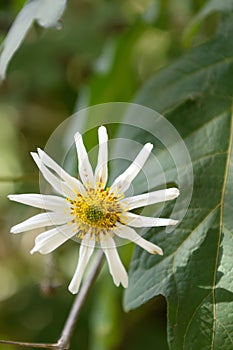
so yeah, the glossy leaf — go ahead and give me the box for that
[123,13,233,350]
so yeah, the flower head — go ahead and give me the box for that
[8,126,179,293]
[0,0,67,80]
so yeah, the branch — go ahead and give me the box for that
[0,340,57,349]
[57,251,104,349]
[0,251,104,349]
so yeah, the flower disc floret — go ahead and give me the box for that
[68,188,124,234]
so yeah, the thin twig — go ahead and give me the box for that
[57,251,104,349]
[0,251,104,349]
[0,339,57,349]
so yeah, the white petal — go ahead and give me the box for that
[0,0,67,81]
[111,143,153,194]
[124,212,179,227]
[68,233,95,294]
[95,126,108,187]
[10,212,73,234]
[100,233,128,288]
[8,193,69,211]
[74,132,95,188]
[37,148,85,195]
[36,0,67,28]
[31,152,75,198]
[114,223,163,256]
[0,0,39,80]
[121,188,180,210]
[30,223,77,254]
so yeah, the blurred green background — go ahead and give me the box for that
[0,0,220,349]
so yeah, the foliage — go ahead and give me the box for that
[124,12,233,350]
[0,0,233,350]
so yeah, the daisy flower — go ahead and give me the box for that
[8,126,179,294]
[0,0,67,80]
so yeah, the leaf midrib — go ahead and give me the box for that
[210,103,233,348]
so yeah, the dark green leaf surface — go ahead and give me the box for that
[124,13,233,350]
[184,0,233,43]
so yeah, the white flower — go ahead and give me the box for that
[8,126,179,294]
[0,0,67,81]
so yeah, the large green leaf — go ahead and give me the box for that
[183,0,233,45]
[123,13,233,350]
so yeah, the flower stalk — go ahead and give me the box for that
[0,251,104,350]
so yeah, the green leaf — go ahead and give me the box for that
[183,0,233,44]
[123,13,233,350]
[134,13,233,114]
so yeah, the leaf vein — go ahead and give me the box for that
[211,104,233,348]
[183,292,212,348]
[216,319,233,345]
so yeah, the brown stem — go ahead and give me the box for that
[57,251,104,349]
[0,340,57,349]
[0,251,104,349]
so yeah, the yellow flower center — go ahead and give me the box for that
[67,187,124,237]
